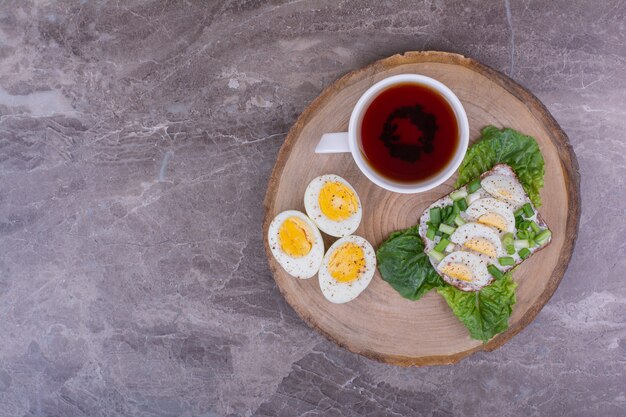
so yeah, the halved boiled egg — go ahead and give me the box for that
[268,210,324,279]
[304,175,362,237]
[450,222,503,258]
[437,251,492,291]
[465,198,516,233]
[318,235,376,303]
[481,174,526,204]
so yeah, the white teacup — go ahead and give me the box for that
[315,74,469,194]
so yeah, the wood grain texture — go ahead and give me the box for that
[263,51,581,366]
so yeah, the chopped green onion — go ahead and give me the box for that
[435,230,443,237]
[529,221,541,234]
[522,203,534,218]
[529,237,536,247]
[450,188,468,201]
[438,224,456,235]
[535,229,552,245]
[434,238,450,252]
[498,256,515,266]
[426,225,436,240]
[502,233,515,255]
[487,265,504,279]
[467,178,481,194]
[439,205,454,225]
[520,220,531,231]
[428,249,445,263]
[430,207,441,224]
[455,198,468,211]
[519,247,531,259]
[517,230,529,239]
[441,233,449,240]
[514,239,529,249]
[454,215,466,227]
[514,208,524,217]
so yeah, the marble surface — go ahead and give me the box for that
[0,1,624,416]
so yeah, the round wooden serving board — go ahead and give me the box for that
[263,51,580,366]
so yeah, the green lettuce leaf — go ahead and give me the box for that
[376,226,444,300]
[455,126,545,206]
[437,273,517,343]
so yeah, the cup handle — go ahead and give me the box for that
[315,132,351,154]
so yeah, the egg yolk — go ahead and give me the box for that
[318,181,358,221]
[278,217,313,258]
[497,188,514,199]
[327,242,365,283]
[441,263,473,282]
[463,237,497,258]
[478,212,507,232]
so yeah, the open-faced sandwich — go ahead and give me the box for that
[419,164,551,291]
[376,126,549,343]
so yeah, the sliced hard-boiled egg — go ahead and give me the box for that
[481,174,526,204]
[304,174,362,237]
[318,235,376,303]
[437,251,492,291]
[450,222,503,258]
[268,210,324,279]
[465,198,516,233]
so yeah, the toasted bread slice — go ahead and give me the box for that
[418,164,551,291]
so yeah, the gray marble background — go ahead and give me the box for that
[0,0,624,416]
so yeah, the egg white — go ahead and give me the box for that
[318,235,376,304]
[268,210,324,279]
[304,175,362,237]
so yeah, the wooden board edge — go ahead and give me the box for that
[262,51,582,366]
